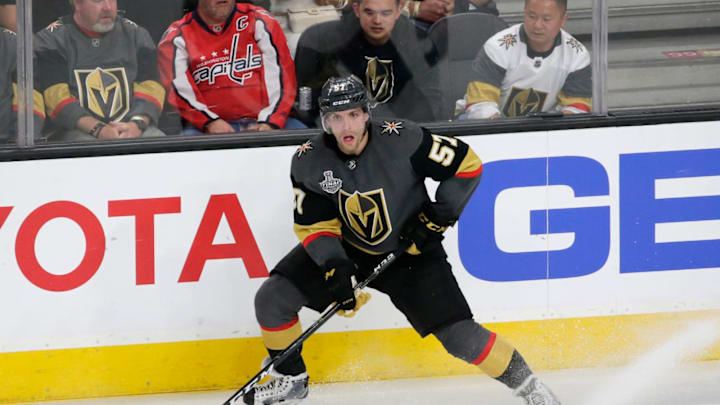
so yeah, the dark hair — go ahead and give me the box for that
[524,0,567,12]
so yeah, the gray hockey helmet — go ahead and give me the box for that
[318,75,370,114]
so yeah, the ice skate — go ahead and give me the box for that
[242,358,308,405]
[514,374,561,405]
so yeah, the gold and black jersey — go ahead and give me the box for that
[290,119,483,269]
[294,15,443,126]
[34,16,165,131]
[0,29,44,142]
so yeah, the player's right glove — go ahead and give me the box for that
[401,204,452,254]
[323,261,356,311]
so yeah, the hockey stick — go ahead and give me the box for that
[223,242,409,405]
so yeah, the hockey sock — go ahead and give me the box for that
[268,346,307,376]
[494,350,533,389]
[470,331,516,379]
[433,320,528,387]
[255,274,309,376]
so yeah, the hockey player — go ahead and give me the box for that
[34,0,166,141]
[158,0,302,135]
[243,75,561,405]
[455,0,591,119]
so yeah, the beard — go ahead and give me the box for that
[92,20,115,33]
[202,1,236,21]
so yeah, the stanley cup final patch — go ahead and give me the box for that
[320,171,343,194]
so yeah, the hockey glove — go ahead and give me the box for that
[337,290,372,318]
[401,205,452,254]
[324,261,356,311]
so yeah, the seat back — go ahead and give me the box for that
[428,13,508,119]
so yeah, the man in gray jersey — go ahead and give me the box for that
[34,0,166,141]
[242,75,561,405]
[0,28,44,144]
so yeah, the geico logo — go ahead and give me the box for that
[193,41,262,85]
[0,194,268,292]
[458,149,720,282]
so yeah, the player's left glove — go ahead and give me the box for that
[337,290,372,318]
[400,203,453,254]
[324,261,357,311]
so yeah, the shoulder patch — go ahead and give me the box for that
[380,120,403,135]
[497,33,517,50]
[296,140,314,158]
[45,19,64,33]
[565,37,585,53]
[122,17,138,27]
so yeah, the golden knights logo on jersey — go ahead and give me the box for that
[338,188,392,245]
[503,86,548,117]
[74,67,130,122]
[364,56,394,107]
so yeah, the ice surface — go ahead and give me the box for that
[20,361,720,405]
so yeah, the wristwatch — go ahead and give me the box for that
[130,115,149,132]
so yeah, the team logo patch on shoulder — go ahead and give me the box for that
[46,20,63,32]
[498,33,517,50]
[320,171,343,194]
[566,38,584,53]
[296,140,313,158]
[381,121,403,135]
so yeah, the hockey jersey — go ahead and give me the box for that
[0,28,45,142]
[294,15,442,126]
[290,119,482,268]
[34,16,165,131]
[158,4,296,130]
[456,23,592,119]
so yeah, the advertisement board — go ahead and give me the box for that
[1,123,719,354]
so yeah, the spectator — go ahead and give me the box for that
[0,0,71,32]
[294,0,442,126]
[0,0,186,42]
[456,0,591,119]
[184,0,272,14]
[158,0,302,135]
[35,0,166,141]
[0,27,44,143]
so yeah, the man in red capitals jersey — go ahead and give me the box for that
[158,0,303,134]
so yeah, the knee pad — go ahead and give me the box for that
[433,319,492,363]
[433,319,516,378]
[255,274,307,326]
